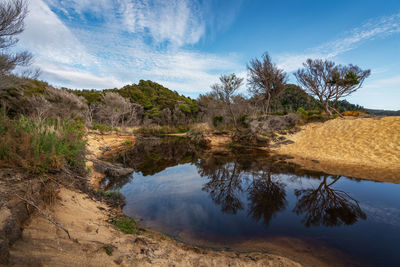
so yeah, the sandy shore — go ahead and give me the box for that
[9,188,303,267]
[273,116,400,183]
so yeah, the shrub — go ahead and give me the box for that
[296,107,308,116]
[342,110,366,117]
[0,115,86,173]
[212,116,224,127]
[111,216,137,234]
[239,114,249,128]
[178,103,191,113]
[91,123,112,134]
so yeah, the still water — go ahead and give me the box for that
[101,137,400,266]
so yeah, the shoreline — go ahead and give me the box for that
[7,131,304,266]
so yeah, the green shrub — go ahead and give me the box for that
[296,107,308,116]
[111,216,137,234]
[239,114,249,128]
[91,123,112,134]
[212,116,224,127]
[0,115,86,173]
[178,103,191,113]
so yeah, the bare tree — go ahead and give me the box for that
[211,73,244,128]
[247,53,287,114]
[295,59,370,115]
[0,0,32,75]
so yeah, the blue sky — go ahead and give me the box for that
[17,0,400,109]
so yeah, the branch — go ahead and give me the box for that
[15,194,71,239]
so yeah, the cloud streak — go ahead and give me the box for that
[277,12,400,72]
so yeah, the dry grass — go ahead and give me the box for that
[274,116,400,182]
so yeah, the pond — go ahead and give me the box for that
[101,137,400,266]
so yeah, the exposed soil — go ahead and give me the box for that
[272,116,400,183]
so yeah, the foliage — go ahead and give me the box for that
[295,58,370,115]
[211,73,244,127]
[239,114,249,128]
[178,103,191,113]
[98,189,125,207]
[212,116,224,127]
[111,216,137,234]
[247,52,287,114]
[103,246,113,256]
[72,80,199,122]
[91,123,112,134]
[0,115,86,173]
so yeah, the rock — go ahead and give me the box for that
[92,160,134,178]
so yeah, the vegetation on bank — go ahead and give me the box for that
[0,114,86,173]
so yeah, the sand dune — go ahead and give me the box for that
[274,116,400,183]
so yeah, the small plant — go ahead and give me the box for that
[331,114,340,118]
[227,141,234,149]
[112,216,137,234]
[123,140,132,146]
[296,107,308,116]
[103,246,113,256]
[98,189,125,207]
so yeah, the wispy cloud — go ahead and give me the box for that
[17,0,243,93]
[277,12,400,72]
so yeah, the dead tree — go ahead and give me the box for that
[211,73,243,128]
[247,53,287,114]
[0,0,32,75]
[294,59,370,115]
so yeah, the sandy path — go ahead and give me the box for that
[274,116,400,182]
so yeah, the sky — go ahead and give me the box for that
[16,0,400,110]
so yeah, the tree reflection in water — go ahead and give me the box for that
[247,171,287,226]
[293,176,367,227]
[200,160,246,214]
[106,137,366,228]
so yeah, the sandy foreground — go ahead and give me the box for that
[8,188,303,267]
[273,116,400,183]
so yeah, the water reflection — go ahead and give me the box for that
[247,171,287,226]
[294,176,367,227]
[104,137,366,228]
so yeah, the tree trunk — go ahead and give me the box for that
[265,93,272,115]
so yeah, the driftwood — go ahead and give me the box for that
[15,194,71,239]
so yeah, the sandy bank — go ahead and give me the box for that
[8,188,303,267]
[272,116,400,183]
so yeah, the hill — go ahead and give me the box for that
[71,80,199,118]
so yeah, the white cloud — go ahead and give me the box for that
[16,0,242,91]
[277,12,400,72]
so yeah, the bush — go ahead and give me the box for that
[296,107,308,116]
[212,116,224,127]
[342,110,366,117]
[0,115,86,173]
[239,114,249,128]
[178,103,191,113]
[91,123,112,134]
[111,216,137,234]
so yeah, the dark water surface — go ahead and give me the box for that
[102,137,400,266]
